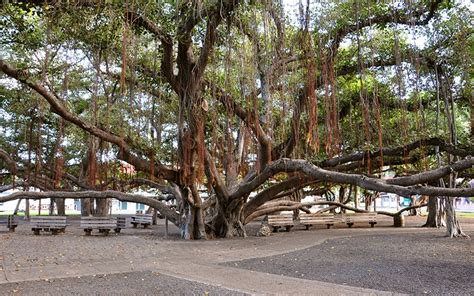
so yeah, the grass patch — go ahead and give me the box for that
[458,212,474,218]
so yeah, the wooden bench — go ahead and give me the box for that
[268,214,294,232]
[131,214,152,228]
[31,216,67,235]
[114,216,128,233]
[0,215,19,232]
[299,213,335,230]
[342,213,377,228]
[80,217,117,236]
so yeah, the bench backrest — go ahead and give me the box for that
[299,213,335,223]
[132,214,153,223]
[80,216,116,228]
[116,216,128,227]
[0,215,19,225]
[31,216,67,227]
[268,214,293,225]
[343,213,377,222]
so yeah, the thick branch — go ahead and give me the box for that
[0,190,182,226]
[320,138,472,168]
[243,175,314,218]
[329,0,444,56]
[0,59,179,184]
[244,200,428,224]
[231,157,474,202]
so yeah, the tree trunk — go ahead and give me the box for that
[339,186,346,213]
[153,208,158,225]
[49,198,54,215]
[393,214,405,227]
[364,193,371,211]
[95,199,108,216]
[205,197,247,239]
[56,198,65,215]
[25,199,30,220]
[424,196,438,227]
[13,198,21,215]
[354,186,358,209]
[445,197,468,237]
[291,189,302,219]
[180,186,205,240]
[81,198,92,216]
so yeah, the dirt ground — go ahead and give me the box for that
[0,215,472,295]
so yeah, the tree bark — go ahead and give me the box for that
[95,199,108,216]
[56,198,65,215]
[445,196,468,237]
[81,199,92,216]
[424,196,440,227]
[205,196,247,239]
[393,214,405,227]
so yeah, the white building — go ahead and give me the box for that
[0,189,79,215]
[0,189,164,215]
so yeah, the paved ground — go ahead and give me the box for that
[0,271,247,296]
[225,231,474,295]
[0,215,472,295]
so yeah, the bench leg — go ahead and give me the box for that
[51,229,58,235]
[370,222,376,228]
[286,226,292,232]
[347,223,353,228]
[84,229,92,236]
[305,225,310,230]
[132,224,137,228]
[9,227,15,232]
[143,224,148,229]
[114,228,121,233]
[272,226,277,233]
[326,224,332,229]
[103,229,110,236]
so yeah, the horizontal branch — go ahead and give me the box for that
[0,190,182,226]
[320,138,472,168]
[244,200,428,224]
[0,59,179,184]
[232,157,474,202]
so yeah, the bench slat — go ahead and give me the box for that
[80,217,116,231]
[30,216,67,230]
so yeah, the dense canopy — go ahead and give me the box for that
[0,0,472,239]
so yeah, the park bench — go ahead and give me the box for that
[268,214,294,232]
[0,215,19,232]
[299,213,335,230]
[131,214,152,228]
[342,212,377,228]
[30,216,67,235]
[114,216,128,233]
[80,217,117,236]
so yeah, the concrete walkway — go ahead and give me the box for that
[1,219,470,295]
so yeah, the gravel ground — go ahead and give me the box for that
[0,270,247,296]
[225,231,474,295]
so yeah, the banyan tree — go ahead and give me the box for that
[0,0,472,239]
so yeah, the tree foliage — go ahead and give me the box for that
[0,0,472,238]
